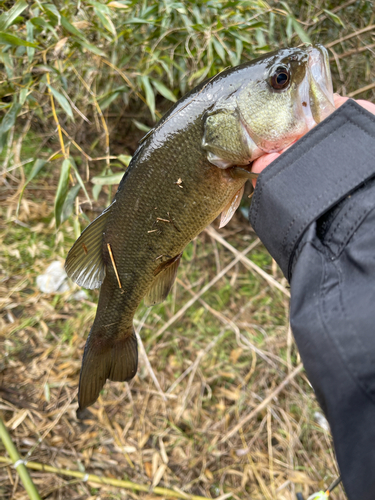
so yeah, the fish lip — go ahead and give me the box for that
[307,44,334,106]
[299,44,335,130]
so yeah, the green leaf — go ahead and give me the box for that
[19,88,28,105]
[132,119,151,132]
[61,183,81,224]
[47,84,73,119]
[17,159,47,215]
[30,17,59,38]
[44,4,61,24]
[88,0,111,15]
[55,158,71,228]
[91,172,124,185]
[26,20,35,63]
[95,9,116,35]
[98,91,121,110]
[123,17,156,25]
[117,154,132,166]
[0,1,28,31]
[151,79,177,102]
[141,75,155,121]
[291,18,311,44]
[0,102,21,137]
[212,37,226,63]
[60,15,84,38]
[74,38,106,57]
[0,32,38,47]
[323,9,345,27]
[69,156,91,204]
[92,182,102,201]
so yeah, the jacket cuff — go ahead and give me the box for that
[249,100,375,280]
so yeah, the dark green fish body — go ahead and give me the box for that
[66,45,335,410]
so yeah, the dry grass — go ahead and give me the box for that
[0,194,345,500]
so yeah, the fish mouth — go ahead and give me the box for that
[300,44,335,129]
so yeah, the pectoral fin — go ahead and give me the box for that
[144,253,182,306]
[65,202,114,289]
[230,167,259,180]
[219,186,245,228]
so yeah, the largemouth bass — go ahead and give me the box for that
[65,44,334,411]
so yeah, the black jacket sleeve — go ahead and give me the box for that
[249,100,375,500]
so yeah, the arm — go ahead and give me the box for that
[249,99,375,500]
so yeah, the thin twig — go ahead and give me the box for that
[348,82,375,97]
[326,24,375,48]
[107,243,122,289]
[0,456,223,500]
[221,363,303,443]
[44,54,67,159]
[205,226,290,297]
[329,42,375,61]
[177,278,277,369]
[135,309,167,402]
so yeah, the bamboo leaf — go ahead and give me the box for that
[0,1,28,31]
[91,172,124,185]
[44,4,61,25]
[47,84,74,119]
[61,183,81,224]
[141,75,155,121]
[26,20,35,63]
[117,154,132,166]
[0,32,37,47]
[17,159,47,215]
[60,15,84,38]
[94,9,116,36]
[323,9,345,27]
[151,79,177,102]
[75,38,106,56]
[69,156,91,204]
[55,158,71,227]
[212,37,226,63]
[291,18,311,44]
[0,102,21,135]
[132,119,151,132]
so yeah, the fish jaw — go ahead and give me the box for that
[305,44,335,126]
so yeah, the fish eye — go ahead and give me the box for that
[270,66,290,90]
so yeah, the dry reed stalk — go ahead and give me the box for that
[135,308,168,402]
[0,418,41,500]
[221,363,304,442]
[0,456,229,500]
[326,24,375,48]
[205,226,290,297]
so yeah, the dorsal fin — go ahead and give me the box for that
[219,185,244,228]
[144,253,182,306]
[65,202,114,289]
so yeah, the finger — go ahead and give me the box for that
[333,94,349,108]
[356,99,375,115]
[251,153,280,187]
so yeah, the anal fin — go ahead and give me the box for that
[65,202,114,289]
[78,325,138,411]
[219,185,245,228]
[144,253,182,306]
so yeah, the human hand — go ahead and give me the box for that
[251,95,375,186]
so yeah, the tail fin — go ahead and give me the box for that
[77,326,138,411]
